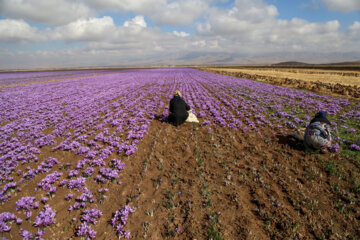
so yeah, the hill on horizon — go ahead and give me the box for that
[272,61,310,66]
[273,60,360,66]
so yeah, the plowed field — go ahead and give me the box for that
[201,67,360,99]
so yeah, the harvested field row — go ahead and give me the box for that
[210,67,360,77]
[199,68,360,99]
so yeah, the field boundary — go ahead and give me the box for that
[197,67,360,99]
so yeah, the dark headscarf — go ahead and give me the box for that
[310,110,330,125]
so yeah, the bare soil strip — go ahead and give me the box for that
[199,67,360,99]
[210,68,360,83]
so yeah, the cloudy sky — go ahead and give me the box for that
[0,0,359,69]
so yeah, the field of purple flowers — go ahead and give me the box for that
[0,68,359,239]
[0,70,115,87]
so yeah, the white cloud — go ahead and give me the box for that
[347,21,360,41]
[195,0,344,53]
[192,40,207,48]
[234,0,278,22]
[0,0,93,25]
[197,0,278,36]
[2,0,197,26]
[173,31,190,37]
[349,21,360,31]
[52,17,116,42]
[84,0,156,11]
[85,0,207,26]
[321,0,360,12]
[286,18,340,35]
[150,0,207,26]
[124,16,147,28]
[0,19,43,43]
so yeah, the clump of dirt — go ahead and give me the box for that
[200,68,360,99]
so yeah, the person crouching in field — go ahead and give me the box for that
[304,110,332,152]
[168,90,190,126]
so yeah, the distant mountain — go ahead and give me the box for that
[272,61,310,66]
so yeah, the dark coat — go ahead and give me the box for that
[168,96,190,126]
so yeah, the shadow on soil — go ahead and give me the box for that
[277,134,305,151]
[154,114,169,123]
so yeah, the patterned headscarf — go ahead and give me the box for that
[174,90,182,97]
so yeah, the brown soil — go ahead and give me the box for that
[199,68,360,99]
[2,120,359,240]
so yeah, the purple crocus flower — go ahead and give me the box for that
[33,204,56,228]
[112,159,125,171]
[36,171,62,191]
[111,205,135,238]
[0,212,22,233]
[80,208,103,225]
[67,177,86,192]
[83,167,94,177]
[16,197,39,219]
[351,144,360,151]
[329,143,340,153]
[19,228,33,240]
[76,222,96,239]
[99,168,119,180]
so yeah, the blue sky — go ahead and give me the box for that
[269,0,360,30]
[103,0,360,32]
[151,0,360,33]
[0,0,359,69]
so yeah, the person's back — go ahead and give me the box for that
[304,111,332,151]
[168,91,190,126]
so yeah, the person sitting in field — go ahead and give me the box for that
[168,90,190,126]
[304,110,332,152]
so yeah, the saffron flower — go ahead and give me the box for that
[33,204,56,228]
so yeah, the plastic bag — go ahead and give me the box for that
[186,110,199,123]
